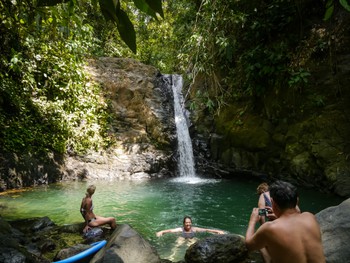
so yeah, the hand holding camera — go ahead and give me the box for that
[258,207,277,221]
[258,208,268,217]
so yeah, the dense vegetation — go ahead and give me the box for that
[0,0,349,156]
[0,0,163,155]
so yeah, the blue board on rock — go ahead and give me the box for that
[53,240,107,263]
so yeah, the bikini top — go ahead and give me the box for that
[182,227,195,239]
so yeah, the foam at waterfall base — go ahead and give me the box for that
[170,176,220,185]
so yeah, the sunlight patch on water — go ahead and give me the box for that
[170,176,220,185]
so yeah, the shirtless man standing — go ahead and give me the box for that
[245,180,325,263]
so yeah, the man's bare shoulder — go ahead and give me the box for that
[259,215,297,234]
[298,212,322,231]
[300,211,315,217]
[256,219,279,234]
[299,212,319,224]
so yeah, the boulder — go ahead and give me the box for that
[91,224,161,263]
[31,216,55,232]
[0,217,50,263]
[83,227,104,239]
[184,234,263,263]
[53,243,91,261]
[0,247,27,263]
[316,198,350,263]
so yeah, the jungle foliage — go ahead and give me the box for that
[0,0,348,155]
[0,0,162,155]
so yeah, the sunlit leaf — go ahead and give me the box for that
[116,8,136,53]
[145,0,163,18]
[133,0,157,19]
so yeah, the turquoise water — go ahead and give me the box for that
[0,178,344,261]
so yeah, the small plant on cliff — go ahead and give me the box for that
[288,68,311,92]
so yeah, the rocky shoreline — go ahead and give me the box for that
[1,198,349,263]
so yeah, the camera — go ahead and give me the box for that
[258,208,268,216]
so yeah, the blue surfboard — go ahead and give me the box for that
[53,240,107,263]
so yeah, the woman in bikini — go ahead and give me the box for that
[80,184,117,233]
[257,182,300,225]
[156,216,225,237]
[257,182,274,225]
[156,216,225,260]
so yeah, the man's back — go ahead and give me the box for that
[262,211,325,263]
[246,181,326,263]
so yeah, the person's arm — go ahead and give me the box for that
[245,207,267,251]
[193,227,225,234]
[156,227,182,237]
[82,198,92,233]
[266,207,277,221]
[80,198,85,219]
[258,194,266,225]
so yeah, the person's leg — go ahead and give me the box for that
[90,215,116,229]
[187,237,197,246]
[109,217,116,229]
[169,237,186,261]
[260,248,272,263]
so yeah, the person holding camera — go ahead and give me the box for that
[246,180,325,263]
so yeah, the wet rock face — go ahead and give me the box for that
[0,58,178,189]
[192,98,350,197]
[64,58,177,181]
[189,10,350,197]
[85,57,176,151]
[0,152,65,191]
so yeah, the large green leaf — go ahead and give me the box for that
[323,0,334,21]
[133,0,157,19]
[145,0,163,18]
[99,0,118,22]
[116,8,136,53]
[340,0,350,11]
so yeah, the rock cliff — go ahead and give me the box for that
[189,9,350,197]
[0,58,177,189]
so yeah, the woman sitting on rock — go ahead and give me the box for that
[80,184,117,233]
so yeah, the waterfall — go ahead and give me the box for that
[171,75,196,178]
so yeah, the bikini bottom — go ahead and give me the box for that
[88,218,96,223]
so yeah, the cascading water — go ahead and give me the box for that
[171,75,196,178]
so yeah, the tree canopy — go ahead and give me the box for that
[0,0,349,156]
